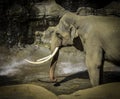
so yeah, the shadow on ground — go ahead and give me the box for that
[54,71,89,87]
[0,71,120,95]
[0,71,120,85]
[0,76,21,86]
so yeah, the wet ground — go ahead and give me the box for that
[0,45,120,95]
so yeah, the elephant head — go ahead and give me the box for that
[50,25,76,51]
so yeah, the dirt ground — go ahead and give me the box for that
[0,45,120,96]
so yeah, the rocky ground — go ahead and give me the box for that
[0,45,120,99]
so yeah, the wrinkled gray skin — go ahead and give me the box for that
[42,27,55,44]
[48,12,120,86]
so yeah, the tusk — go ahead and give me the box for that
[36,55,51,61]
[25,58,50,64]
[37,47,59,62]
[50,47,59,57]
[25,47,59,64]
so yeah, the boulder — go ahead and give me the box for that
[104,1,120,16]
[31,1,68,19]
[59,82,120,99]
[0,84,58,99]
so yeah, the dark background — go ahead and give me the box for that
[0,0,119,47]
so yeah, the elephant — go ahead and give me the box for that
[25,12,120,86]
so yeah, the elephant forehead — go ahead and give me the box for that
[56,28,69,34]
[56,28,68,34]
[57,25,69,32]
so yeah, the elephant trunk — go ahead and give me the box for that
[49,47,60,82]
[49,33,61,82]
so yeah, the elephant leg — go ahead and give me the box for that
[85,47,104,86]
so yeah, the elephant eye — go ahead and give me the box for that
[56,33,63,39]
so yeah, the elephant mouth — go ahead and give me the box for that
[25,47,59,64]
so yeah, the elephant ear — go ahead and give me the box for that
[70,24,78,40]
